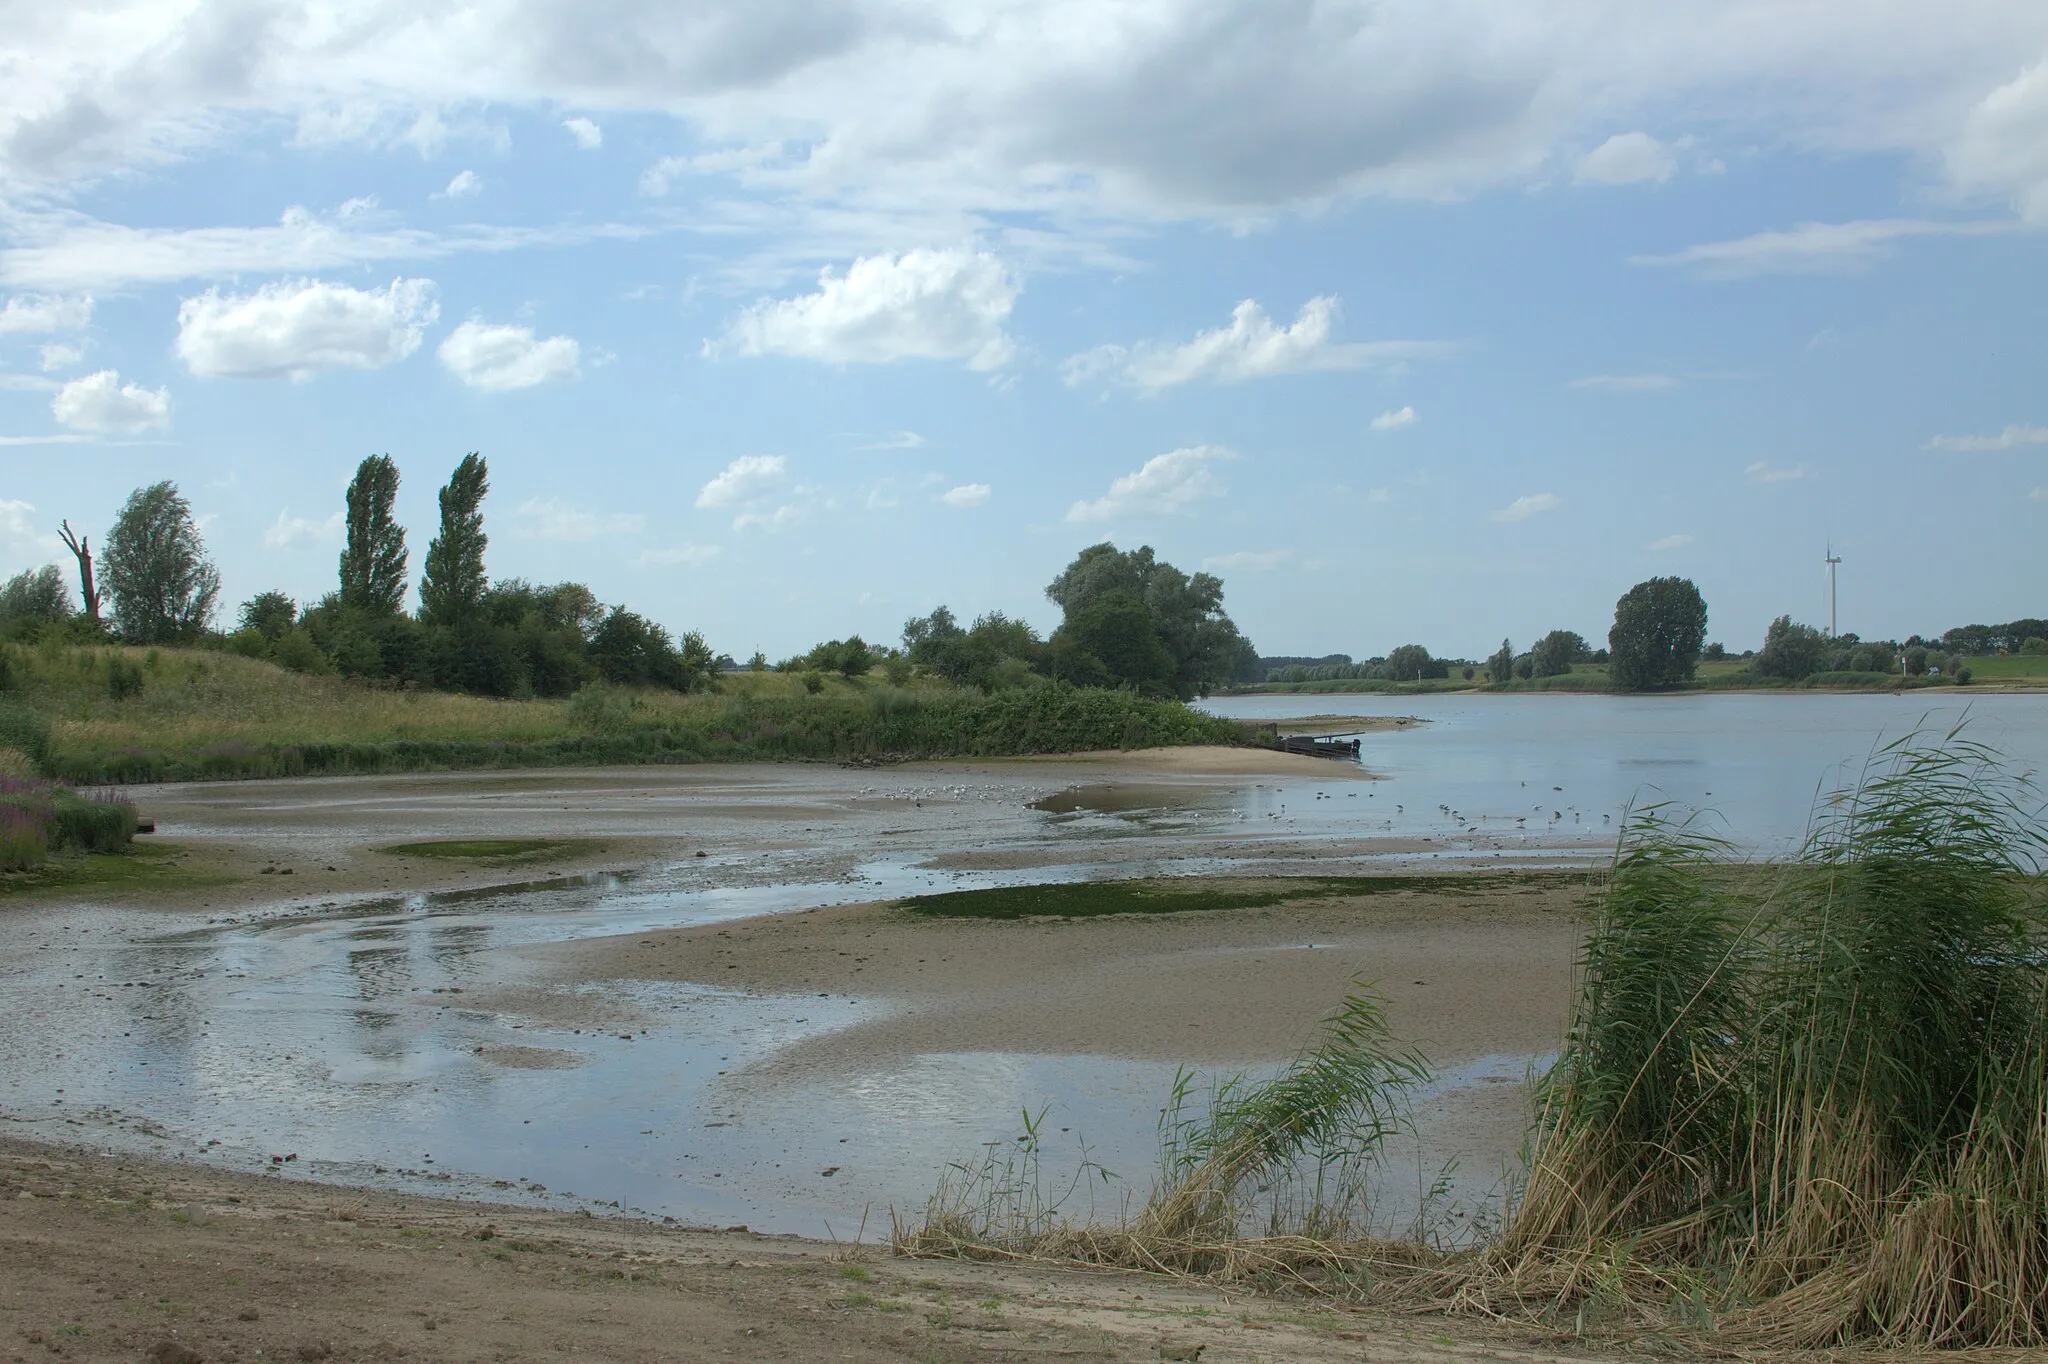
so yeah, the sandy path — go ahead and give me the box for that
[0,1138,1629,1364]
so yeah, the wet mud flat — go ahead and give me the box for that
[2,755,1605,1243]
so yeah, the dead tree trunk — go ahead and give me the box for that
[58,519,100,626]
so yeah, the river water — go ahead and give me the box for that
[6,692,2044,1239]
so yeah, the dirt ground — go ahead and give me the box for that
[0,1139,1611,1364]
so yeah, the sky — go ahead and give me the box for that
[2,2,2047,662]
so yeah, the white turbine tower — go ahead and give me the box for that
[1824,542,1842,638]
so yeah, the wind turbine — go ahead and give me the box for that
[1824,541,1842,638]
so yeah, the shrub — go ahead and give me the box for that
[802,671,825,695]
[106,656,145,699]
[0,705,49,771]
[0,802,47,871]
[1957,665,1974,684]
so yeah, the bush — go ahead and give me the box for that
[106,656,145,699]
[802,671,825,695]
[0,705,49,772]
[0,778,136,865]
[1957,665,1974,685]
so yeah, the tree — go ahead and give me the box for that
[1385,643,1447,681]
[1061,590,1175,692]
[1530,629,1588,678]
[418,453,489,627]
[338,454,409,615]
[101,481,221,643]
[238,591,298,640]
[1755,615,1827,680]
[56,520,100,626]
[1607,576,1707,690]
[0,565,73,625]
[1045,543,1255,698]
[1487,638,1514,684]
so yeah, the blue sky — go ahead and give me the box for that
[3,2,2047,661]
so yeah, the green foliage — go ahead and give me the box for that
[418,452,489,627]
[1487,638,1514,684]
[339,454,409,615]
[566,680,639,735]
[1385,643,1448,681]
[903,608,1045,691]
[1529,629,1588,678]
[0,701,51,770]
[0,778,137,869]
[101,481,221,643]
[589,607,712,692]
[237,591,298,640]
[1755,614,1826,679]
[0,565,73,629]
[1607,576,1707,690]
[1044,543,1257,699]
[104,656,144,700]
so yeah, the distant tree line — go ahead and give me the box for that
[0,455,716,699]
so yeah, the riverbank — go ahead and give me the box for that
[0,1137,1634,1364]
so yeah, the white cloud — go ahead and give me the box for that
[0,434,92,446]
[1365,486,1393,504]
[1574,131,1677,185]
[1067,297,1441,391]
[733,503,804,532]
[938,483,990,508]
[1066,445,1232,523]
[1370,405,1417,431]
[639,542,720,567]
[564,117,603,150]
[512,496,643,541]
[1745,461,1807,484]
[261,508,343,549]
[1925,424,2048,452]
[50,369,170,434]
[38,343,82,371]
[0,498,64,566]
[437,319,580,391]
[1646,533,1694,551]
[855,430,927,451]
[1489,492,1561,523]
[1203,548,1295,572]
[0,374,56,392]
[175,277,438,380]
[1634,219,2021,278]
[2030,487,2048,502]
[436,169,482,199]
[0,294,92,334]
[696,454,788,509]
[1568,373,1678,392]
[714,250,1017,370]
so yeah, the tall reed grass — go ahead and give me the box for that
[0,775,137,870]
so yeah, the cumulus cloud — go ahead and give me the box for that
[938,482,990,508]
[261,508,343,549]
[1066,446,1232,523]
[512,497,644,541]
[1370,405,1417,430]
[639,542,720,567]
[1634,219,2021,277]
[1925,423,2048,452]
[0,294,92,334]
[1067,297,1439,391]
[564,117,603,150]
[175,277,438,380]
[714,250,1017,370]
[50,369,170,434]
[695,454,788,509]
[1574,131,1677,184]
[1203,548,1295,572]
[0,498,64,563]
[436,169,482,199]
[1646,532,1694,551]
[437,320,580,391]
[1488,492,1561,523]
[1745,461,1807,483]
[38,343,83,371]
[1568,373,1678,392]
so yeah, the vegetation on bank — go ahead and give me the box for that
[902,732,2048,1349]
[0,772,138,871]
[0,642,1250,784]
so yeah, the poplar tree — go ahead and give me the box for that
[338,454,408,615]
[101,481,221,642]
[418,453,489,627]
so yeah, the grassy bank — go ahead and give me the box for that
[0,642,1251,784]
